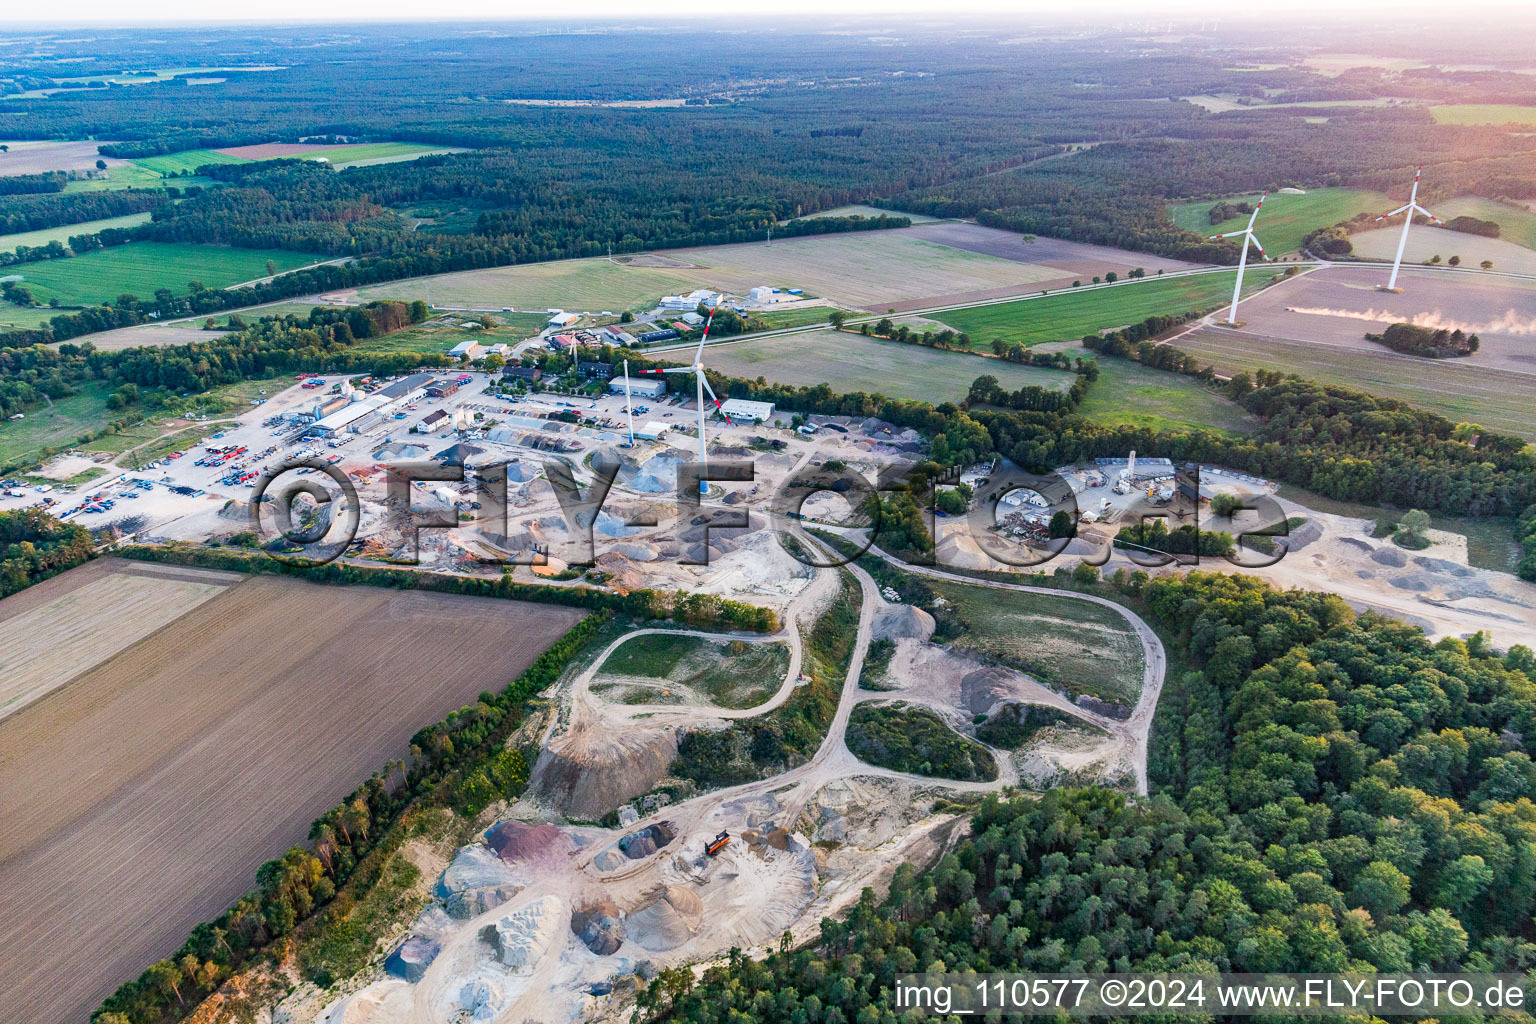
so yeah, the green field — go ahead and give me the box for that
[1170,187,1390,255]
[64,167,218,193]
[594,633,790,710]
[703,329,1075,404]
[1075,357,1259,435]
[927,578,1145,706]
[926,270,1277,349]
[129,149,249,175]
[755,306,840,329]
[7,242,323,305]
[0,301,67,331]
[1173,328,1536,441]
[1430,105,1536,126]
[295,142,461,167]
[789,204,938,223]
[1431,197,1536,250]
[0,213,154,255]
[0,383,114,469]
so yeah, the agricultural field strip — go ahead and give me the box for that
[0,571,228,722]
[0,567,585,1024]
[1172,327,1536,439]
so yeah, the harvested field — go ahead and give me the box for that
[0,559,584,1024]
[0,139,128,176]
[61,322,231,350]
[1217,264,1536,375]
[352,258,708,312]
[1173,326,1536,440]
[0,568,229,720]
[906,221,1202,276]
[1347,225,1536,276]
[701,329,1073,403]
[667,231,1063,309]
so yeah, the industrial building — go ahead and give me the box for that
[602,326,638,346]
[308,372,434,437]
[748,286,793,304]
[547,311,580,327]
[448,340,482,360]
[635,420,671,440]
[425,379,461,399]
[416,409,449,433]
[719,398,776,423]
[657,289,721,311]
[638,328,678,344]
[609,377,666,399]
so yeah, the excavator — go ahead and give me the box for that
[705,830,731,856]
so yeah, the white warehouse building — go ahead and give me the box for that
[609,377,667,399]
[719,398,776,423]
[748,286,792,304]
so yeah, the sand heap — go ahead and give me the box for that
[571,900,626,956]
[960,665,1020,715]
[618,821,677,860]
[445,883,522,920]
[384,935,440,983]
[437,845,519,899]
[741,826,792,851]
[488,896,564,969]
[626,886,704,952]
[485,821,569,863]
[530,723,679,820]
[872,603,935,641]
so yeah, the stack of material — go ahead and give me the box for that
[490,896,562,969]
[485,821,569,863]
[626,886,704,951]
[445,884,522,919]
[384,935,441,982]
[571,900,626,955]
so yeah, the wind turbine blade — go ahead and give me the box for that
[1376,203,1412,221]
[1246,193,1267,229]
[1414,204,1441,224]
[1212,230,1248,239]
[701,376,733,426]
[1251,236,1270,260]
[693,306,717,363]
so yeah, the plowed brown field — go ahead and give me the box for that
[0,559,583,1024]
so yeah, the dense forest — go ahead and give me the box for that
[640,569,1536,1021]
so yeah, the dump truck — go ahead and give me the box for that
[705,830,731,857]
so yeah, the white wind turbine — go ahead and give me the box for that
[1210,192,1271,325]
[620,358,636,447]
[1374,166,1441,292]
[640,308,733,496]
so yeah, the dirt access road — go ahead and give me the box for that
[0,560,583,1024]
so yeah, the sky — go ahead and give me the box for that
[1,0,1532,24]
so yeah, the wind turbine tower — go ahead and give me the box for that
[621,358,635,447]
[1374,166,1441,292]
[1209,193,1271,325]
[639,309,734,495]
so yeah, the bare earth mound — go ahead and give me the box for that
[626,885,704,951]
